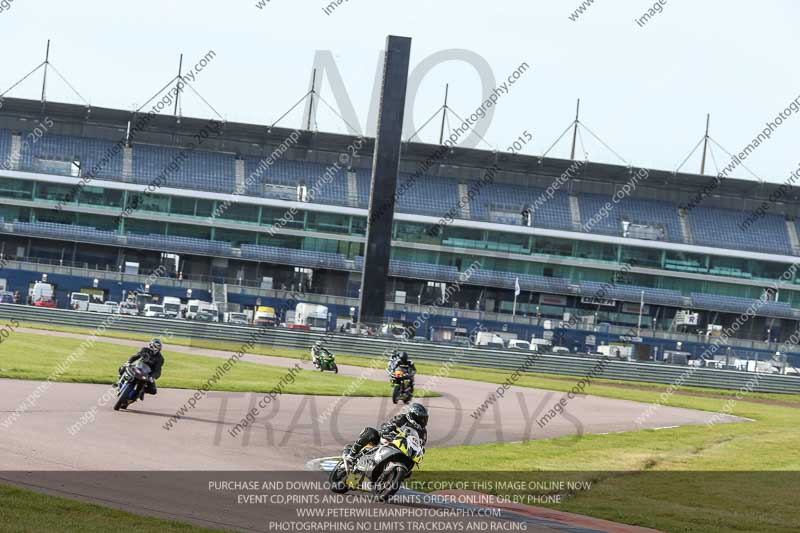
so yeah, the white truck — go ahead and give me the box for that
[143,304,166,318]
[253,305,278,327]
[474,331,506,349]
[507,339,531,351]
[118,301,139,315]
[88,301,114,313]
[162,296,182,318]
[70,292,91,311]
[187,300,218,321]
[598,344,633,359]
[292,303,329,332]
[30,282,56,307]
[529,337,553,352]
[224,312,250,325]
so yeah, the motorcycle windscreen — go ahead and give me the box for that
[133,361,152,375]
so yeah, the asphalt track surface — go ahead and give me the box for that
[0,328,737,531]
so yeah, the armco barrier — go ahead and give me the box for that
[1,304,799,394]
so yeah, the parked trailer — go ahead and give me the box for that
[292,303,329,332]
[187,300,218,321]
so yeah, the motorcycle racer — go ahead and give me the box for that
[345,403,428,466]
[117,338,164,398]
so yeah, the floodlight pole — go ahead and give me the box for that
[438,84,449,145]
[41,40,51,103]
[306,69,317,131]
[700,114,710,175]
[174,54,183,116]
[569,98,580,160]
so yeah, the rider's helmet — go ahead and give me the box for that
[398,351,409,364]
[406,403,429,429]
[149,338,163,352]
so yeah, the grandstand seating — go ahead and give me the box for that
[689,207,792,255]
[132,144,237,192]
[578,280,686,307]
[7,134,798,258]
[241,244,348,270]
[126,233,232,256]
[21,133,123,179]
[0,129,12,164]
[6,219,797,317]
[395,174,460,217]
[578,194,683,242]
[690,293,797,319]
[243,157,348,203]
[354,257,460,282]
[477,183,573,231]
[13,220,119,243]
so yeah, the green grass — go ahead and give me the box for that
[418,372,800,533]
[0,483,225,533]
[8,322,800,532]
[17,321,800,404]
[0,329,438,398]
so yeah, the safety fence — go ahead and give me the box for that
[1,304,798,394]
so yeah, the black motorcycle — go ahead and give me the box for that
[390,369,414,404]
[113,362,152,411]
[329,428,425,501]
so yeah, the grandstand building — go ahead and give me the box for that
[1,97,799,364]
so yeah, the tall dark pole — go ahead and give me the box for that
[700,114,710,175]
[569,98,580,160]
[174,54,183,116]
[306,69,317,131]
[358,36,412,326]
[41,40,50,103]
[438,84,449,145]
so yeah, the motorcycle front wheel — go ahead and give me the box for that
[113,383,130,411]
[328,461,349,494]
[392,385,401,404]
[372,464,408,502]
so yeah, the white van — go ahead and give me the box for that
[224,312,249,325]
[474,331,506,349]
[507,339,531,351]
[70,292,91,311]
[143,304,166,318]
[187,300,218,321]
[530,338,553,352]
[118,301,139,315]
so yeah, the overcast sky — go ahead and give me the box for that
[2,0,798,183]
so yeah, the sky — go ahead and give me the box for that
[1,0,798,183]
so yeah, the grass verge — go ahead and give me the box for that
[8,322,800,532]
[0,330,436,398]
[0,483,224,533]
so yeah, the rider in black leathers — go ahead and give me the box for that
[387,351,417,393]
[118,338,164,397]
[345,403,429,466]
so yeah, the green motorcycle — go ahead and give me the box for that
[312,347,338,373]
[329,429,425,501]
